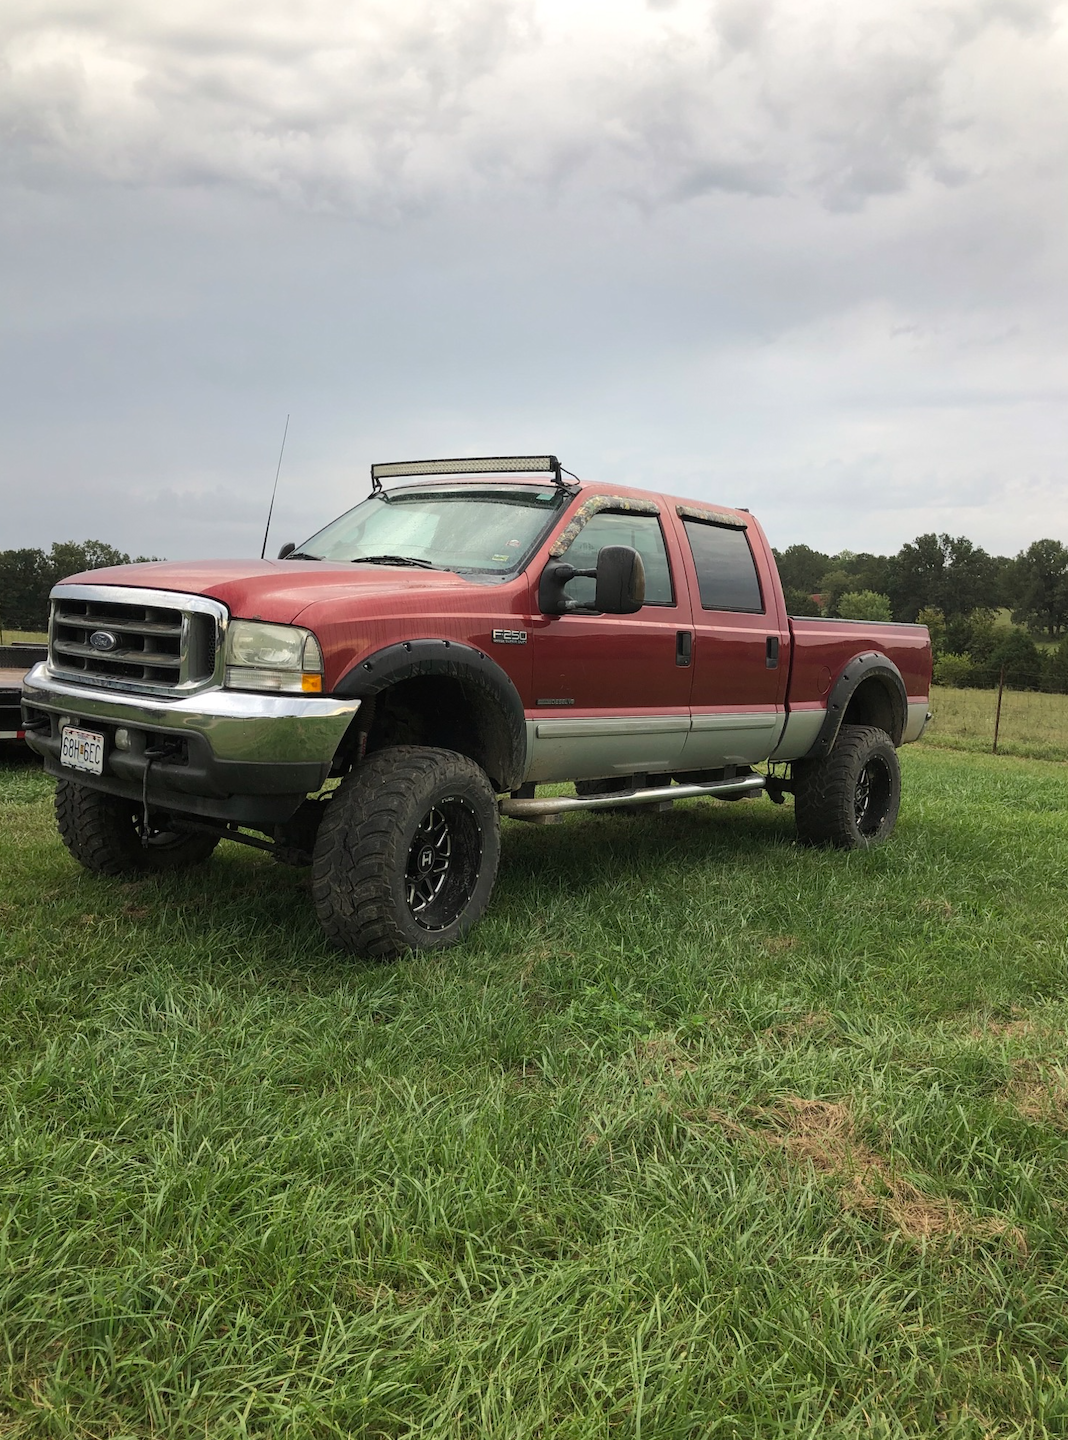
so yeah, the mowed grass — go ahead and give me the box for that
[924,685,1068,763]
[2,745,1068,1438]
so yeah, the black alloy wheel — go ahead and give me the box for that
[854,753,894,837]
[404,798,485,932]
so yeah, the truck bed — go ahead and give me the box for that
[788,616,932,702]
[788,616,932,754]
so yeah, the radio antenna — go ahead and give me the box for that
[260,414,290,559]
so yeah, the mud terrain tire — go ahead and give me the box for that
[55,780,219,875]
[793,724,901,849]
[312,746,500,959]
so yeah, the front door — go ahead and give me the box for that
[527,505,693,783]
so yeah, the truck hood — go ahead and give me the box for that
[58,559,475,624]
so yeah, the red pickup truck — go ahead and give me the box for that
[22,455,931,958]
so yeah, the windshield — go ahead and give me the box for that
[295,485,565,575]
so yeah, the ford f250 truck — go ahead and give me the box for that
[23,455,932,958]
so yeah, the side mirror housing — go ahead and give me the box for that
[538,544,646,616]
[277,541,296,559]
[594,545,645,614]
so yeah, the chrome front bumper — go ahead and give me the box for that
[21,664,363,825]
[21,664,361,765]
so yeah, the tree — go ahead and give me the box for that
[916,607,946,656]
[816,568,855,617]
[0,549,51,631]
[837,590,892,622]
[773,544,831,596]
[1007,539,1068,639]
[783,587,822,617]
[48,540,131,583]
[1044,637,1068,694]
[842,552,893,598]
[979,630,1043,691]
[889,533,999,623]
[0,539,153,632]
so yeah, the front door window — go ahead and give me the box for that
[559,511,675,609]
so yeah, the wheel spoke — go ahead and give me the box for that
[403,796,483,931]
[855,756,891,835]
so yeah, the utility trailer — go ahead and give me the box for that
[1,645,47,742]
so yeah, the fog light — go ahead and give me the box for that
[114,727,132,751]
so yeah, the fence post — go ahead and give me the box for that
[993,666,1005,754]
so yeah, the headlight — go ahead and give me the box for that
[225,621,324,693]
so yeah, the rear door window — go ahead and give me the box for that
[682,520,764,613]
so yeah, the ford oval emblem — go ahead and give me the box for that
[89,630,119,652]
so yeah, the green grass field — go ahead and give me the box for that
[3,745,1068,1437]
[923,685,1068,763]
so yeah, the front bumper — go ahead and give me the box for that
[21,664,361,825]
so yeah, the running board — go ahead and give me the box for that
[500,774,766,819]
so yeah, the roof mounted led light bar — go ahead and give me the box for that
[370,454,571,495]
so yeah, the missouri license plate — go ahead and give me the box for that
[60,726,105,775]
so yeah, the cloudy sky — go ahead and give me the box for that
[2,0,1066,562]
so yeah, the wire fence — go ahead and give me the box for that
[925,684,1068,762]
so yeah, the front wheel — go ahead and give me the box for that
[311,746,501,959]
[55,780,219,875]
[792,725,901,849]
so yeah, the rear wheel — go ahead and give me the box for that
[792,725,901,849]
[55,780,219,875]
[311,746,500,959]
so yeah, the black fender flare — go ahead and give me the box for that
[804,652,908,760]
[333,638,527,790]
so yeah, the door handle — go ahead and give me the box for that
[766,636,780,669]
[676,630,693,667]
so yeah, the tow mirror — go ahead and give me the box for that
[594,545,645,614]
[538,544,646,615]
[277,541,296,559]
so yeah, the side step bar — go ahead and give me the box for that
[500,773,766,819]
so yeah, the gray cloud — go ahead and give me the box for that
[2,0,1063,214]
[1,0,1066,565]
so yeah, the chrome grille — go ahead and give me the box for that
[49,586,225,694]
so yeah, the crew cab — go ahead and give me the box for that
[22,455,932,958]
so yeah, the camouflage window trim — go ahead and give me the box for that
[675,503,748,530]
[549,495,661,557]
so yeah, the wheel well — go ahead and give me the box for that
[841,677,903,744]
[355,676,516,791]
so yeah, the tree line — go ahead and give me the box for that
[0,542,156,634]
[2,531,1067,691]
[775,533,1068,692]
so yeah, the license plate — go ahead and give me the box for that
[60,726,105,775]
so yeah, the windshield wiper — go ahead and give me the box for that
[350,554,438,570]
[286,551,322,561]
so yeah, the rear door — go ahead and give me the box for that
[672,506,788,768]
[527,502,694,783]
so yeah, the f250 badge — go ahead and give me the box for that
[492,629,527,645]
